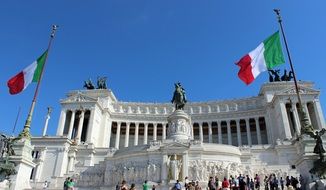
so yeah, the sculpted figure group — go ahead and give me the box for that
[83,77,107,90]
[268,69,293,82]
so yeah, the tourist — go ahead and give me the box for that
[151,184,156,190]
[121,180,128,190]
[64,177,70,190]
[234,176,239,190]
[208,176,216,190]
[291,177,298,189]
[116,182,121,190]
[143,180,150,190]
[268,174,274,190]
[185,176,189,190]
[273,176,278,190]
[215,177,220,189]
[195,181,202,190]
[222,177,230,190]
[174,180,182,190]
[239,177,246,190]
[188,182,195,190]
[280,177,284,190]
[249,179,254,190]
[43,180,48,189]
[254,174,260,190]
[285,176,290,188]
[67,178,74,190]
[130,183,136,190]
[246,175,250,189]
[263,176,269,190]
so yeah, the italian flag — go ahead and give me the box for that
[236,31,285,85]
[7,51,48,95]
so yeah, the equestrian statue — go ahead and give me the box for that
[171,82,187,110]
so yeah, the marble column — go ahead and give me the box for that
[124,122,130,147]
[313,100,326,130]
[86,108,96,143]
[218,121,222,144]
[199,122,204,142]
[107,121,112,148]
[134,123,139,146]
[57,109,66,136]
[144,123,148,145]
[303,103,312,124]
[208,122,213,143]
[153,123,157,141]
[76,111,85,143]
[162,123,167,140]
[280,102,292,139]
[42,114,51,136]
[67,111,75,139]
[245,118,252,146]
[292,103,301,135]
[255,118,262,145]
[227,120,232,145]
[34,150,46,181]
[236,119,242,146]
[115,122,121,149]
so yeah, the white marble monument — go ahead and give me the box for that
[7,81,323,190]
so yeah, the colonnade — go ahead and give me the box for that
[282,101,324,139]
[56,109,92,144]
[109,117,268,149]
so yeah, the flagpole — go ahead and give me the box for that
[12,106,21,136]
[273,9,312,135]
[18,25,58,140]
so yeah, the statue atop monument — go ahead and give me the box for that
[171,82,187,110]
[83,77,108,90]
[83,78,95,90]
[97,76,107,89]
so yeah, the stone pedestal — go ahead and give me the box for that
[167,110,192,141]
[9,138,36,190]
[294,135,326,189]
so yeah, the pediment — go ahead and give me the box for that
[276,85,319,96]
[61,92,98,104]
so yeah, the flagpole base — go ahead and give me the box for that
[17,126,31,140]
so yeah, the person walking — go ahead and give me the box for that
[67,179,75,190]
[130,183,137,190]
[121,180,128,190]
[222,177,230,190]
[195,181,202,190]
[143,181,150,190]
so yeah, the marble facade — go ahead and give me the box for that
[26,81,325,189]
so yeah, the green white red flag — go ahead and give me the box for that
[7,51,48,95]
[236,31,285,85]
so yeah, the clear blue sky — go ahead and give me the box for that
[0,1,325,136]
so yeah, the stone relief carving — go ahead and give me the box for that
[188,160,238,182]
[101,159,162,187]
